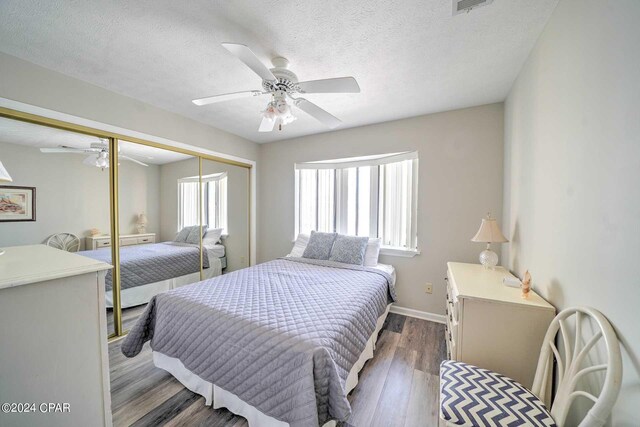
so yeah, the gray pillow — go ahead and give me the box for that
[329,234,369,265]
[302,231,337,260]
[186,224,208,245]
[175,226,192,242]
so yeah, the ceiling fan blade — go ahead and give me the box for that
[82,155,98,166]
[40,147,85,153]
[258,117,277,133]
[222,43,277,82]
[121,155,149,167]
[192,90,263,106]
[293,98,342,129]
[297,77,360,94]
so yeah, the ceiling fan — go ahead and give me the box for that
[192,43,361,132]
[40,138,149,170]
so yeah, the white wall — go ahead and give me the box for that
[503,0,640,423]
[0,141,159,249]
[258,104,504,316]
[118,160,161,236]
[0,52,258,162]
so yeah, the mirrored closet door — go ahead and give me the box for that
[0,117,115,334]
[0,109,253,341]
[113,141,202,334]
[201,158,250,273]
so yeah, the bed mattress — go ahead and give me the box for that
[122,257,396,426]
[81,241,210,291]
[206,243,225,258]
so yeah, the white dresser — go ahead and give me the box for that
[445,262,555,389]
[0,245,113,427]
[85,232,156,249]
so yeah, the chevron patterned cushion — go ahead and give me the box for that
[440,360,556,427]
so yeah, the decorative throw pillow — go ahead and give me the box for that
[363,237,382,267]
[203,228,224,246]
[186,224,208,245]
[175,226,192,242]
[302,231,337,260]
[288,233,310,257]
[329,234,369,265]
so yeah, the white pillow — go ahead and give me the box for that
[203,228,223,246]
[287,233,310,257]
[363,238,381,267]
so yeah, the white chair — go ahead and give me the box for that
[46,232,81,253]
[439,307,622,427]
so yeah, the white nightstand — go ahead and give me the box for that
[445,262,555,389]
[85,233,156,250]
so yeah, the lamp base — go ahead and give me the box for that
[479,249,498,269]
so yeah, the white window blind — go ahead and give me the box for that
[295,152,418,251]
[178,173,228,233]
[178,180,199,230]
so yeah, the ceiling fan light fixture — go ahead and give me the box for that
[95,151,109,169]
[262,100,296,129]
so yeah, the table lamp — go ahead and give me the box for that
[0,160,13,256]
[471,213,508,268]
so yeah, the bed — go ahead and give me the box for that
[122,257,396,427]
[81,241,226,308]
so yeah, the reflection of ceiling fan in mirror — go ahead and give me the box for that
[192,43,360,132]
[39,138,148,170]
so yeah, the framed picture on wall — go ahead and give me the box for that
[0,186,36,222]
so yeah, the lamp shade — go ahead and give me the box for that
[0,161,12,182]
[471,215,508,243]
[137,213,148,225]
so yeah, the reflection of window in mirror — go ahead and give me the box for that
[177,173,228,234]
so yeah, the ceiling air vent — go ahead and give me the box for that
[453,0,494,15]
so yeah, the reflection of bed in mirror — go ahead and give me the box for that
[81,240,226,308]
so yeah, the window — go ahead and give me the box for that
[178,173,228,233]
[295,152,418,253]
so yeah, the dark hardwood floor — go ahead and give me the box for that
[108,313,446,427]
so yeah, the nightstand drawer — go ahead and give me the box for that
[120,237,138,246]
[96,239,111,248]
[446,273,459,322]
[137,236,154,244]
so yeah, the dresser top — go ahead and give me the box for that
[447,262,554,310]
[0,244,112,290]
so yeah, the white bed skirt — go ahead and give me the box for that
[106,257,222,308]
[153,303,392,427]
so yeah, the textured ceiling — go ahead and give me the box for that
[0,0,558,143]
[0,117,190,164]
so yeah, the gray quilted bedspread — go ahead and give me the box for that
[81,242,209,291]
[121,258,396,426]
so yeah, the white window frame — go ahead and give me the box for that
[177,172,228,234]
[294,152,420,257]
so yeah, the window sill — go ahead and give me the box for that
[379,247,421,258]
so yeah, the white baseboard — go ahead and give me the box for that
[389,305,446,324]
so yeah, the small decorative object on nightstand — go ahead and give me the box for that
[471,213,508,269]
[522,270,532,299]
[136,213,148,234]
